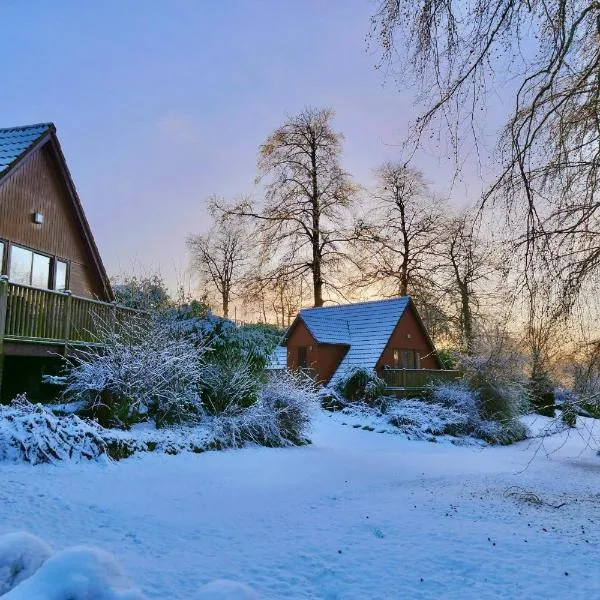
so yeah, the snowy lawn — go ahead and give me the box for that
[1,411,599,599]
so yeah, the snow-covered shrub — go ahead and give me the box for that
[0,396,107,464]
[385,394,529,444]
[201,352,262,415]
[458,353,528,422]
[528,368,556,417]
[3,545,146,600]
[60,316,206,427]
[427,379,529,444]
[473,418,529,445]
[214,371,318,448]
[161,309,283,375]
[0,532,53,595]
[198,579,259,599]
[387,400,472,438]
[554,388,578,427]
[112,274,171,312]
[334,367,387,404]
[428,381,479,421]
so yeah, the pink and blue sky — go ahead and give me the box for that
[2,1,499,288]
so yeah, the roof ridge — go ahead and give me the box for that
[300,296,409,312]
[0,123,54,133]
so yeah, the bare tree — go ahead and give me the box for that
[370,1,600,309]
[187,205,251,319]
[439,214,504,354]
[221,107,356,307]
[350,163,444,298]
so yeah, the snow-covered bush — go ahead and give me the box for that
[334,367,387,404]
[198,579,259,599]
[473,418,529,445]
[201,352,262,415]
[387,400,472,438]
[0,532,53,595]
[0,396,107,464]
[60,316,206,427]
[214,371,318,448]
[2,542,146,599]
[458,353,529,422]
[428,381,479,421]
[161,309,283,375]
[427,380,529,444]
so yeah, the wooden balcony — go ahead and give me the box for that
[0,277,144,357]
[382,368,462,393]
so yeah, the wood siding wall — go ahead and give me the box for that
[285,320,348,384]
[0,144,107,299]
[376,305,440,372]
[286,320,318,372]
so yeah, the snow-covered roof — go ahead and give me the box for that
[291,297,411,380]
[0,123,52,175]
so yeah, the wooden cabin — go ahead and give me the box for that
[281,297,454,391]
[0,123,134,399]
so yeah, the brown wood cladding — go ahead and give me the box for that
[0,144,106,299]
[286,320,317,371]
[376,304,441,372]
[286,320,349,384]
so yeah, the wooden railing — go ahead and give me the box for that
[0,277,145,347]
[382,368,462,391]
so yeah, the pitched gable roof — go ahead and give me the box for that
[0,123,52,175]
[285,297,411,380]
[0,122,113,300]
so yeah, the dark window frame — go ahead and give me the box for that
[0,239,6,277]
[53,258,69,292]
[3,240,70,292]
[393,348,422,369]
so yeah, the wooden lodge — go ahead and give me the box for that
[0,123,136,399]
[280,297,460,393]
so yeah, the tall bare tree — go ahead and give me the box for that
[370,1,600,309]
[187,205,251,319]
[350,163,443,298]
[222,107,356,307]
[439,214,504,354]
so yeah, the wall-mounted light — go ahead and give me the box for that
[33,212,44,224]
[406,333,412,340]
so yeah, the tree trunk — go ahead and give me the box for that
[311,146,324,307]
[222,293,229,319]
[460,285,473,354]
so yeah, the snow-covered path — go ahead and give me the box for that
[1,412,599,599]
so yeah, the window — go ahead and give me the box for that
[298,346,308,369]
[9,245,51,289]
[32,253,51,288]
[55,260,68,292]
[0,241,4,274]
[393,349,421,369]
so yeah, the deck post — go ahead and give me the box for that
[63,290,72,354]
[0,276,8,398]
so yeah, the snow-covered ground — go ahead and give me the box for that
[1,411,599,599]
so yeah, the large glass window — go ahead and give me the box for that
[9,246,51,289]
[10,246,34,285]
[55,260,68,292]
[32,253,51,288]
